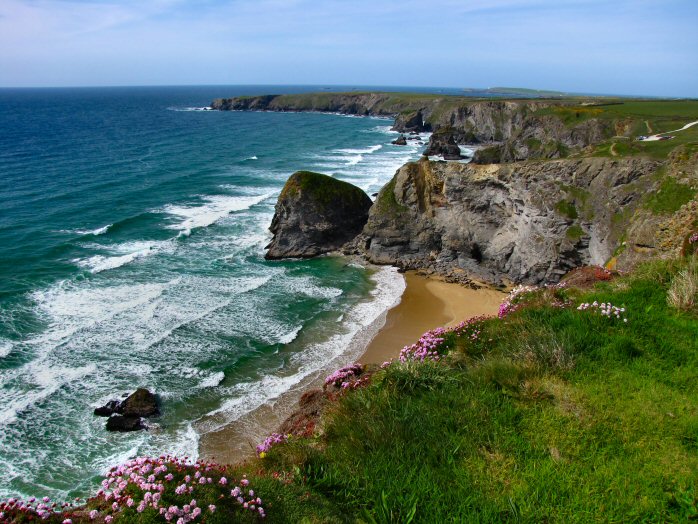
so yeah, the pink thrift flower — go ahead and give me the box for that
[209,504,216,513]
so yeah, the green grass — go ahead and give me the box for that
[281,171,370,209]
[374,176,407,216]
[258,258,698,523]
[555,199,579,219]
[566,224,584,240]
[644,174,696,214]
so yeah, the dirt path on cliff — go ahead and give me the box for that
[641,120,698,141]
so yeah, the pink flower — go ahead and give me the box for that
[105,517,113,524]
[89,510,99,520]
[208,504,216,513]
[219,477,227,485]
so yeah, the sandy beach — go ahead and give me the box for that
[199,271,504,464]
[360,272,504,365]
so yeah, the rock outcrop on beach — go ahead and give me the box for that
[353,156,661,285]
[265,171,373,259]
[95,388,160,432]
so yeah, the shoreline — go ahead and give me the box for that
[198,270,504,465]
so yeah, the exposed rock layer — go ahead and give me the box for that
[266,171,373,259]
[354,157,661,285]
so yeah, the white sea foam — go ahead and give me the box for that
[281,276,343,300]
[74,224,111,236]
[169,107,213,112]
[278,325,303,345]
[0,339,12,358]
[244,155,258,161]
[198,371,226,389]
[164,193,273,237]
[0,363,96,427]
[199,267,405,432]
[75,240,173,274]
[336,145,383,155]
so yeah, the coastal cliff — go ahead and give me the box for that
[247,94,697,285]
[352,157,661,285]
[212,93,619,162]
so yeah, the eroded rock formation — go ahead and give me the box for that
[265,171,373,259]
[355,157,661,285]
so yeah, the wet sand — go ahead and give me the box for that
[199,271,504,464]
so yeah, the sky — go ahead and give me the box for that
[0,0,696,96]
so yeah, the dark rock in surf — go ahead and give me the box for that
[106,415,146,432]
[265,171,373,259]
[95,388,159,431]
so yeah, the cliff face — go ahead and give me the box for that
[355,157,661,285]
[266,171,372,259]
[212,94,617,162]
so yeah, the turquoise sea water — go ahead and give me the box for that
[0,86,435,500]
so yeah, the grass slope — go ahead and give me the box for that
[259,258,698,523]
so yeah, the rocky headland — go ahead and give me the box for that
[211,92,622,164]
[214,93,698,287]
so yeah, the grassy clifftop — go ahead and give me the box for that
[253,257,698,522]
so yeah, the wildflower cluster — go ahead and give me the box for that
[690,232,698,244]
[498,285,538,318]
[0,495,84,521]
[577,301,628,322]
[256,433,288,458]
[94,455,265,521]
[398,315,490,363]
[324,363,363,389]
[399,327,447,362]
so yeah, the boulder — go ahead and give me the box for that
[265,171,373,259]
[94,388,159,431]
[392,135,407,146]
[106,415,146,432]
[121,388,159,417]
[424,130,463,160]
[94,400,121,417]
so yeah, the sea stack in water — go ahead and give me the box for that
[265,171,373,259]
[95,388,160,432]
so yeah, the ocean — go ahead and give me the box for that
[0,85,444,500]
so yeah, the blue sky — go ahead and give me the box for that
[0,0,696,96]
